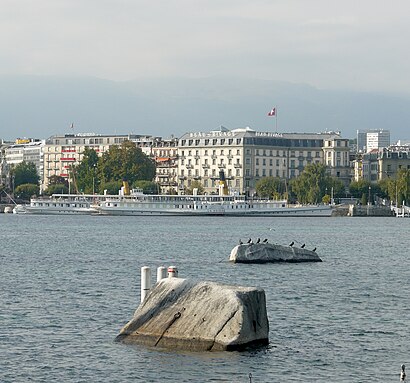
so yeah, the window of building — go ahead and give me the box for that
[245,169,250,176]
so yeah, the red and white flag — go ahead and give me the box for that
[267,108,276,116]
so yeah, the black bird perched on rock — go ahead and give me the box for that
[256,238,261,243]
[401,364,406,382]
[301,244,305,248]
[263,238,268,243]
[312,247,316,252]
[247,238,252,244]
[289,241,294,247]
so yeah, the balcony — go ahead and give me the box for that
[185,164,193,169]
[202,164,210,169]
[234,163,242,168]
[60,157,76,162]
[218,163,226,168]
[211,154,217,159]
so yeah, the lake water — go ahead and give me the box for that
[1,214,409,382]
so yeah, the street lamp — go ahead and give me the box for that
[368,186,371,205]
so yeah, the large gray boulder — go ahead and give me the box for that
[230,243,322,263]
[116,278,269,351]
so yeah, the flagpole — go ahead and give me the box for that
[276,107,278,132]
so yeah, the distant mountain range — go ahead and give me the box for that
[0,75,409,142]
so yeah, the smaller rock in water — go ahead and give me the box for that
[116,278,269,351]
[229,243,322,263]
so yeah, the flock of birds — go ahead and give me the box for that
[239,238,316,252]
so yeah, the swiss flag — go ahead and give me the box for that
[267,108,276,116]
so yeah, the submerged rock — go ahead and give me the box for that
[116,278,269,351]
[230,243,322,263]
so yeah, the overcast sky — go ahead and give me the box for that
[2,0,410,93]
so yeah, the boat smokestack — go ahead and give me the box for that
[122,179,130,196]
[219,170,229,196]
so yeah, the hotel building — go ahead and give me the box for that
[177,127,350,196]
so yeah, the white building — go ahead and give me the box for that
[366,130,390,152]
[177,127,350,196]
[4,139,45,186]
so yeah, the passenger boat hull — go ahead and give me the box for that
[97,203,332,217]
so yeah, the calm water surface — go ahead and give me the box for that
[1,215,409,382]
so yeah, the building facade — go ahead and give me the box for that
[356,129,390,152]
[151,137,178,193]
[3,139,45,188]
[177,127,350,195]
[353,147,410,183]
[42,133,159,192]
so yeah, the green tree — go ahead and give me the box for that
[74,148,99,194]
[396,168,410,205]
[14,183,39,201]
[255,177,283,199]
[377,178,392,200]
[185,180,205,195]
[99,141,156,187]
[101,180,123,195]
[349,179,371,199]
[43,184,69,196]
[12,161,39,187]
[289,163,328,204]
[134,180,160,194]
[48,175,69,187]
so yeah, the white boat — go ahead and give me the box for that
[4,206,14,214]
[13,204,29,214]
[14,194,99,215]
[97,189,332,217]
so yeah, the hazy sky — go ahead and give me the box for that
[2,0,410,93]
